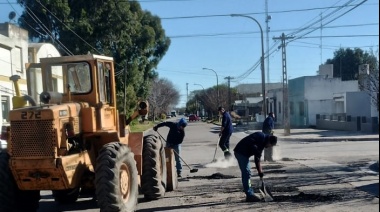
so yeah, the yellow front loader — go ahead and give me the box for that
[0,54,177,212]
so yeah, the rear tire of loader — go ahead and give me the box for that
[141,135,167,200]
[52,187,80,204]
[0,152,40,212]
[95,142,138,212]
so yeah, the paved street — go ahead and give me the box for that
[21,120,379,211]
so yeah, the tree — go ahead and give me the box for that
[358,50,379,111]
[188,84,238,119]
[325,48,378,81]
[147,78,180,120]
[17,0,170,115]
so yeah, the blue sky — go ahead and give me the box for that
[1,0,378,108]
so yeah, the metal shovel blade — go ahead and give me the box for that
[260,179,274,202]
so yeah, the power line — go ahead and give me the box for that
[35,0,101,55]
[24,6,73,56]
[289,0,368,42]
[153,2,378,20]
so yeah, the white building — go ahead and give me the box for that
[267,64,378,132]
[0,22,60,134]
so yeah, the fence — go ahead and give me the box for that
[316,113,378,133]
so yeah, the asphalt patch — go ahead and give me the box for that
[265,169,286,174]
[189,172,237,180]
[265,164,285,169]
[272,192,342,202]
[369,162,379,173]
[253,186,298,193]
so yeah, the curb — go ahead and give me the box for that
[278,137,378,142]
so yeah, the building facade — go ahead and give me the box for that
[0,22,60,131]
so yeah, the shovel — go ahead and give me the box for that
[211,136,221,163]
[259,178,274,202]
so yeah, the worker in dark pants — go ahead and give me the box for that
[262,112,275,135]
[153,118,187,177]
[234,132,277,202]
[218,106,234,159]
[262,112,275,161]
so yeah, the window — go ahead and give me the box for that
[278,102,282,114]
[13,47,23,73]
[65,63,91,93]
[290,102,294,115]
[97,62,113,104]
[299,102,304,116]
[1,96,10,122]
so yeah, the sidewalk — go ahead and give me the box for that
[237,127,379,142]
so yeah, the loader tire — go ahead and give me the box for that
[0,152,40,212]
[52,187,80,204]
[95,142,138,212]
[141,135,167,200]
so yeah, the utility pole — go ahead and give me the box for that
[124,65,127,114]
[225,76,234,111]
[320,12,323,65]
[186,83,189,114]
[265,0,271,84]
[273,33,294,135]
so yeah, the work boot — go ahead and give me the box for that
[246,194,261,202]
[224,151,232,160]
[177,171,182,178]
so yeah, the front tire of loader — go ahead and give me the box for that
[141,135,167,200]
[0,152,40,212]
[95,142,138,212]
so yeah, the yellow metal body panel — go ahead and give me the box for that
[127,132,143,175]
[10,151,91,190]
[82,107,97,132]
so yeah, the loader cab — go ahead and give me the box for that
[26,55,116,107]
[25,55,118,132]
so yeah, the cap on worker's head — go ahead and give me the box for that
[268,112,274,117]
[218,106,224,111]
[178,118,187,128]
[268,135,277,146]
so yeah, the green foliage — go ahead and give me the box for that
[17,0,170,114]
[325,48,378,81]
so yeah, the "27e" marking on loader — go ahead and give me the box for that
[21,111,42,119]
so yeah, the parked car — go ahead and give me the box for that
[188,114,200,121]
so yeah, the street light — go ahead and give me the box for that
[202,68,219,108]
[193,83,205,91]
[230,14,267,116]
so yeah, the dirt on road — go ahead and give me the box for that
[135,122,379,212]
